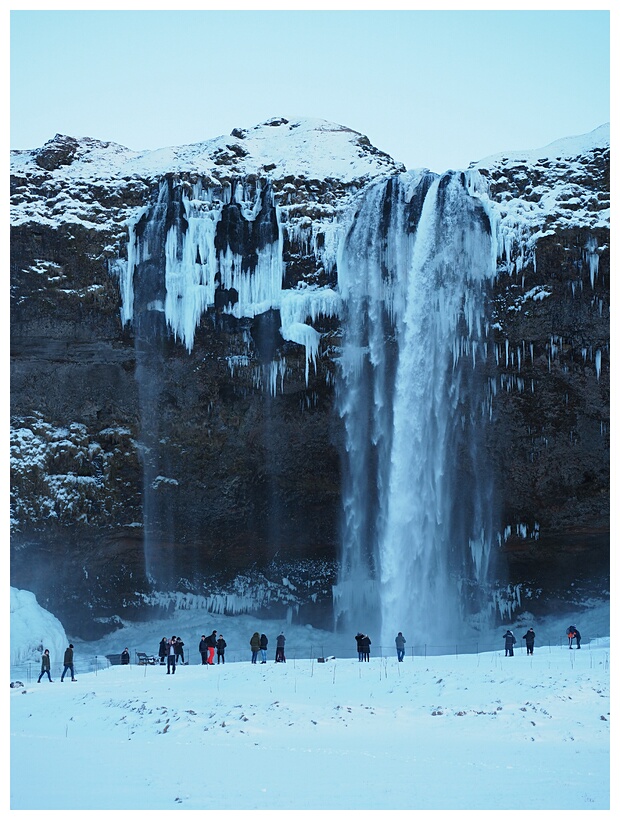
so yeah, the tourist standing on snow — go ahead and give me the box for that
[216,634,227,663]
[395,632,406,662]
[360,634,371,662]
[355,632,364,662]
[206,630,217,665]
[250,632,261,664]
[275,632,286,663]
[121,648,130,665]
[61,644,76,681]
[199,635,209,665]
[37,648,53,683]
[503,630,516,656]
[259,633,268,664]
[522,628,535,655]
[567,625,581,649]
[175,637,185,665]
[159,637,168,665]
[167,637,177,674]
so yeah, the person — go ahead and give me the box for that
[199,635,209,665]
[275,632,286,663]
[159,637,168,665]
[360,633,371,662]
[121,647,130,665]
[567,625,581,649]
[250,632,261,664]
[37,648,53,683]
[395,632,406,662]
[503,630,516,657]
[175,636,185,665]
[167,636,177,674]
[216,634,227,664]
[60,644,76,681]
[522,628,535,655]
[206,630,217,665]
[355,632,364,662]
[259,633,268,664]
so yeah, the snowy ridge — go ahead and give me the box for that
[472,123,610,277]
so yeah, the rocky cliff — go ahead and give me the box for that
[10,118,609,636]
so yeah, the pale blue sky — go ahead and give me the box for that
[10,8,610,173]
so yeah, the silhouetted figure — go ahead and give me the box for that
[275,632,286,663]
[395,632,406,662]
[250,632,260,664]
[567,626,581,649]
[37,649,53,683]
[260,633,268,664]
[503,630,516,657]
[61,644,76,681]
[522,628,535,655]
[360,634,371,662]
[216,635,227,663]
[167,637,177,674]
[159,637,168,665]
[199,635,208,665]
[206,630,217,664]
[355,632,364,662]
[121,648,130,665]
[175,637,185,665]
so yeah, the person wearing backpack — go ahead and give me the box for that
[502,630,516,656]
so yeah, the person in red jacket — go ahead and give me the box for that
[206,630,217,665]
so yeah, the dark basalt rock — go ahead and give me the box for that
[10,126,609,634]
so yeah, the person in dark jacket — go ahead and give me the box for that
[37,648,53,683]
[355,632,364,662]
[567,626,582,649]
[503,630,516,656]
[522,628,535,655]
[60,644,76,681]
[275,632,286,663]
[250,632,261,663]
[259,633,268,664]
[159,637,168,665]
[199,635,209,665]
[121,647,130,665]
[216,634,227,663]
[395,632,406,662]
[167,637,177,674]
[206,630,217,665]
[175,637,185,665]
[360,634,371,662]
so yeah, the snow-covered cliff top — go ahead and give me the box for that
[10,116,403,184]
[473,123,609,170]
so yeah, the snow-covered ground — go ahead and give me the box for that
[10,590,610,811]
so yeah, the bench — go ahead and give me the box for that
[136,652,158,665]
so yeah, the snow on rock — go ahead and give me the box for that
[10,587,68,668]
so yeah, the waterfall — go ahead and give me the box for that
[334,170,497,647]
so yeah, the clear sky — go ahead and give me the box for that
[9,5,611,174]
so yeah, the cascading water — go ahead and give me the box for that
[334,170,497,648]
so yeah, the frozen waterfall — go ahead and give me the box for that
[333,170,498,648]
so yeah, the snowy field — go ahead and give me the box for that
[10,590,610,812]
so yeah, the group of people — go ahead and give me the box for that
[502,625,581,656]
[250,631,286,663]
[354,632,408,662]
[37,644,77,683]
[35,623,584,682]
[157,636,187,674]
[198,631,227,664]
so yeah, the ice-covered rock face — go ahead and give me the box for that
[10,119,609,636]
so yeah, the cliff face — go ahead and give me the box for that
[10,119,609,636]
